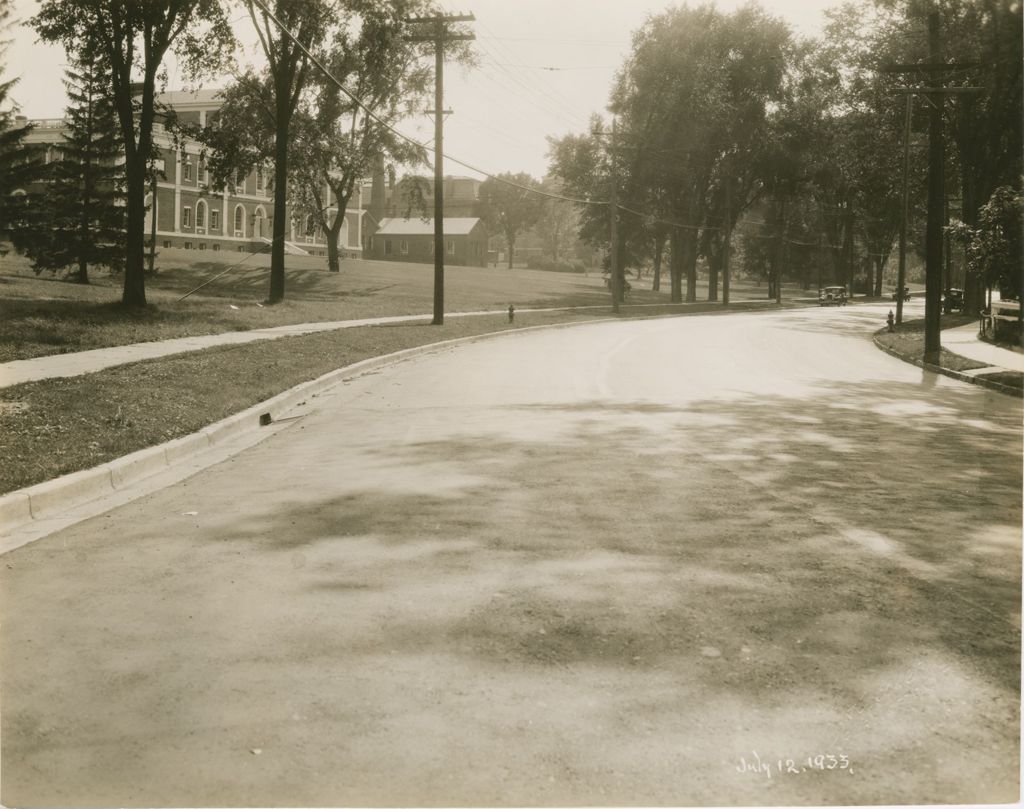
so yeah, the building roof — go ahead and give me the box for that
[376,217,482,236]
[156,89,224,109]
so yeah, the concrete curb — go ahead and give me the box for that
[872,332,1023,398]
[0,315,647,539]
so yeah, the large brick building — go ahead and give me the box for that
[19,89,368,259]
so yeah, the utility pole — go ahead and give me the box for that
[923,8,944,363]
[896,92,912,326]
[406,12,475,326]
[880,5,979,353]
[609,117,620,313]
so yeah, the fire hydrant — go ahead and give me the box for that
[508,304,515,323]
[887,310,895,333]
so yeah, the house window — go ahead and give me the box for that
[254,207,266,238]
[195,200,206,230]
[210,210,220,231]
[446,239,455,255]
[182,206,192,228]
[384,239,392,256]
[184,241,193,249]
[234,205,245,236]
[183,160,192,181]
[212,243,220,251]
[199,243,207,251]
[400,240,408,255]
[256,167,264,192]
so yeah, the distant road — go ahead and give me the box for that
[3,301,1020,807]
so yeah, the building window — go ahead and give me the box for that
[235,170,245,193]
[184,241,193,249]
[199,243,207,250]
[198,163,207,186]
[210,210,220,231]
[400,240,408,255]
[446,239,455,255]
[183,160,192,181]
[163,240,171,248]
[182,206,192,228]
[195,200,206,230]
[254,206,266,238]
[234,205,245,236]
[212,243,220,251]
[255,167,264,192]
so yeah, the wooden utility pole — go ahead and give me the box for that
[880,5,979,352]
[609,117,620,313]
[923,8,944,363]
[406,13,475,326]
[896,93,912,325]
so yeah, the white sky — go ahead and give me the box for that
[6,0,841,179]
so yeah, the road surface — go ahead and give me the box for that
[2,302,1020,807]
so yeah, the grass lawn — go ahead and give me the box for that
[0,248,625,362]
[0,246,791,362]
[875,314,1024,393]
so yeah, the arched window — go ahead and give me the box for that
[195,200,207,231]
[233,204,246,237]
[254,206,267,238]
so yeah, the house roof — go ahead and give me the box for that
[156,89,224,109]
[376,217,482,236]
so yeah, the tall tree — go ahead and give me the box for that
[289,0,433,274]
[33,0,234,306]
[475,172,543,269]
[610,4,793,302]
[243,0,335,303]
[534,179,580,265]
[0,0,41,244]
[25,51,126,282]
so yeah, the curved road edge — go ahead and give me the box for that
[872,329,1023,399]
[0,314,646,553]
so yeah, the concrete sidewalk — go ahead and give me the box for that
[942,321,1024,373]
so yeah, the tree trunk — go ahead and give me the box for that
[873,255,884,297]
[268,103,290,303]
[652,234,663,292]
[669,228,682,303]
[326,217,342,273]
[122,152,148,306]
[708,237,719,302]
[683,231,697,302]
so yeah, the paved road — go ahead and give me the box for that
[2,302,1020,807]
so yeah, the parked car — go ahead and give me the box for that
[892,286,911,302]
[943,287,964,313]
[819,286,848,306]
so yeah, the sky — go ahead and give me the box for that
[6,0,841,179]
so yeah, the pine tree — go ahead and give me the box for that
[0,0,43,247]
[27,49,125,282]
